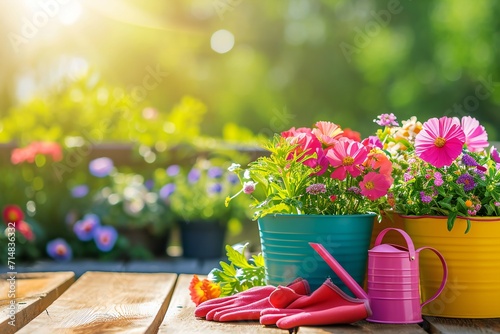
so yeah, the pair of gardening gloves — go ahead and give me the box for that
[194,277,371,330]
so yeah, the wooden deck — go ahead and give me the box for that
[1,271,499,333]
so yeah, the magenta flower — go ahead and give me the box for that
[326,138,368,180]
[461,116,488,152]
[46,238,72,261]
[415,117,466,168]
[491,147,500,164]
[94,226,118,252]
[359,172,392,200]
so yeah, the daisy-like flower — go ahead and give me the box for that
[461,116,488,152]
[457,173,475,191]
[363,149,393,177]
[326,138,368,180]
[359,172,392,200]
[415,116,466,168]
[306,183,327,195]
[311,121,343,146]
[374,113,398,127]
[47,238,72,262]
[189,274,221,306]
[93,226,118,252]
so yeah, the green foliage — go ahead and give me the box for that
[208,243,266,297]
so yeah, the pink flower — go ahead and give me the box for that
[326,138,368,180]
[374,113,398,127]
[415,117,465,168]
[359,172,392,200]
[461,116,488,152]
[312,121,343,146]
[282,131,323,169]
[243,181,257,194]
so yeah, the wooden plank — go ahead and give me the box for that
[17,271,177,334]
[424,316,500,334]
[159,274,427,334]
[0,271,75,334]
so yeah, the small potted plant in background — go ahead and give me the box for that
[156,158,251,259]
[82,157,174,259]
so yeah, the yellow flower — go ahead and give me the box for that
[189,274,221,306]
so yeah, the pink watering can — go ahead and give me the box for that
[310,227,448,324]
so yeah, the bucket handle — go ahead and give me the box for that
[374,228,416,260]
[416,246,448,308]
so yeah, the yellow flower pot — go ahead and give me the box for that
[369,211,406,248]
[402,215,500,318]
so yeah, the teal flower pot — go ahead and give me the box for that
[258,214,375,294]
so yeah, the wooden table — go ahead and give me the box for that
[1,272,499,333]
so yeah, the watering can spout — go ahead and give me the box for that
[309,242,368,300]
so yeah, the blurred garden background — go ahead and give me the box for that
[1,0,499,262]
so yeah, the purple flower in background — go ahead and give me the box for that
[374,113,398,127]
[46,238,72,261]
[94,226,118,252]
[208,183,223,194]
[227,173,239,184]
[71,185,89,198]
[188,168,201,183]
[144,179,154,191]
[159,183,176,199]
[166,165,181,176]
[73,214,100,241]
[207,167,223,179]
[89,157,114,177]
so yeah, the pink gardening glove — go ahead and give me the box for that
[195,278,310,322]
[260,278,371,330]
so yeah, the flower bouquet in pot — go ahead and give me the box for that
[377,113,500,317]
[226,121,394,292]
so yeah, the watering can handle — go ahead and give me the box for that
[309,242,369,300]
[417,246,448,308]
[374,228,416,260]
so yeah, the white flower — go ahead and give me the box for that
[228,163,241,172]
[243,169,251,179]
